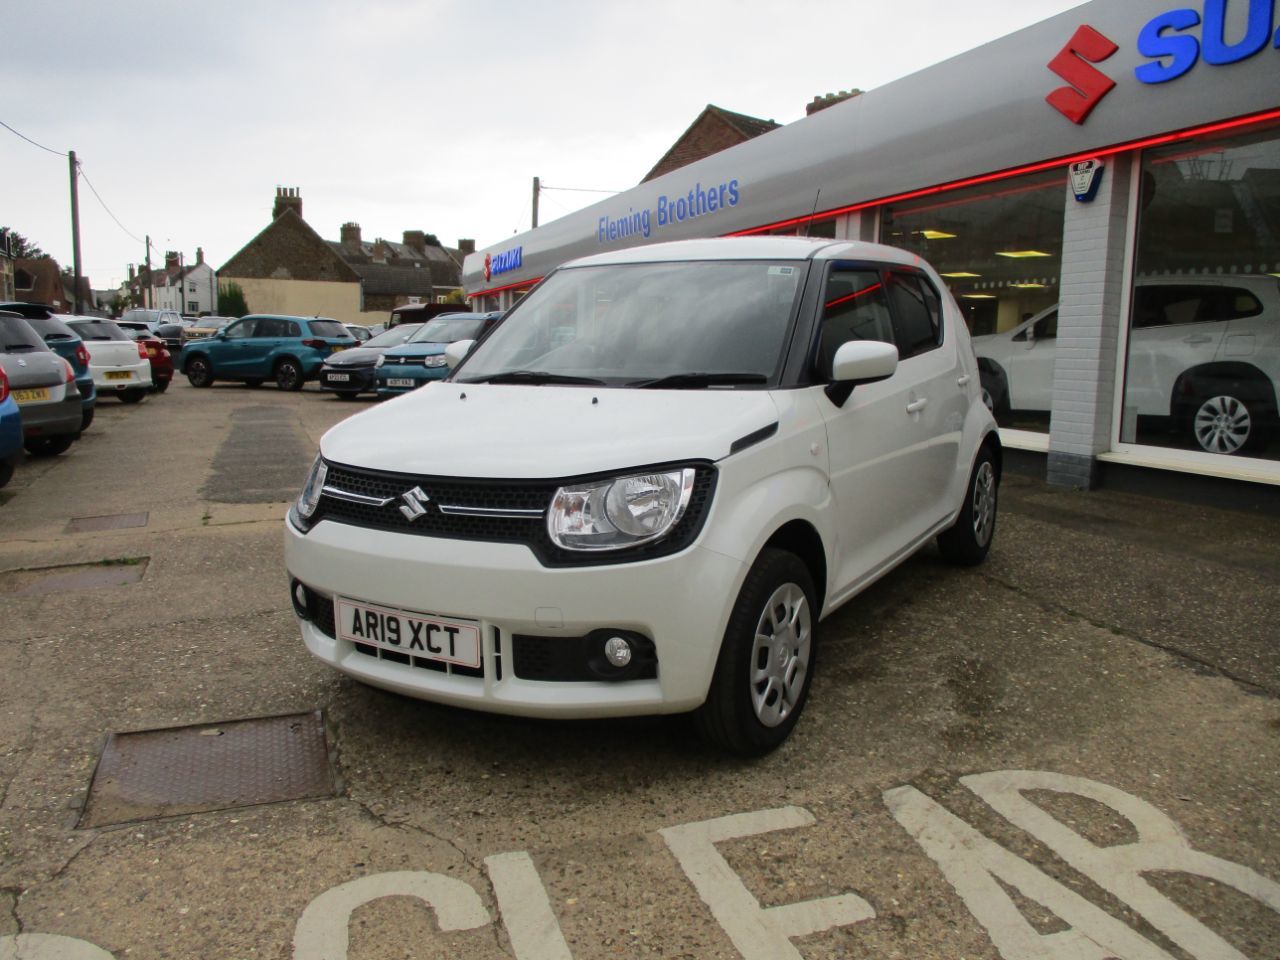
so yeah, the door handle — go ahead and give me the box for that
[906,398,929,414]
[957,374,971,387]
[1183,334,1212,344]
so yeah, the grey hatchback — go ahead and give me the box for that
[0,312,82,456]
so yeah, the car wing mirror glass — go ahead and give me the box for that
[826,340,898,407]
[444,339,475,370]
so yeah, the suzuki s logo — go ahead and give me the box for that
[1046,24,1119,124]
[398,486,431,521]
[483,253,492,282]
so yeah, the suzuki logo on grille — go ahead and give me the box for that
[398,486,431,520]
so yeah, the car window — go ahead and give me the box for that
[20,315,78,342]
[1,315,46,352]
[307,320,348,338]
[365,324,422,348]
[224,318,258,339]
[1014,310,1059,342]
[1129,285,1263,328]
[817,269,894,376]
[255,318,285,337]
[68,320,129,341]
[409,318,487,344]
[884,270,943,359]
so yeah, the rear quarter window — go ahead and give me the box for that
[307,320,348,338]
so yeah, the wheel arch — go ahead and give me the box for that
[762,519,828,616]
[1171,362,1277,419]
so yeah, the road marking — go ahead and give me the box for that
[0,934,116,959]
[660,806,875,960]
[486,851,574,960]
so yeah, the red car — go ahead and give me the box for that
[116,320,174,392]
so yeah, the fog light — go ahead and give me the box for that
[290,578,310,620]
[603,635,633,668]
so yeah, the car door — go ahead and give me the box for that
[815,264,961,593]
[1124,284,1232,415]
[1005,309,1057,411]
[212,317,259,376]
[248,317,292,377]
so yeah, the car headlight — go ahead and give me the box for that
[547,468,696,551]
[293,455,328,523]
[375,355,386,368]
[424,355,448,368]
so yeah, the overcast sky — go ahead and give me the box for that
[5,0,1086,290]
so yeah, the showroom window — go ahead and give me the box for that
[1121,120,1280,462]
[881,169,1066,433]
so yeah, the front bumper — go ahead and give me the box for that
[375,365,448,396]
[284,515,744,718]
[319,365,376,393]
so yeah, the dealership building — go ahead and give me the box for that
[463,0,1280,493]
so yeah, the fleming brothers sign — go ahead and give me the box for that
[598,178,740,244]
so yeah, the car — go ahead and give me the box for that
[118,307,182,333]
[0,312,83,457]
[115,320,175,392]
[285,237,1001,755]
[374,312,502,397]
[318,323,425,399]
[0,365,21,488]
[154,321,186,360]
[179,314,357,391]
[63,317,153,403]
[0,302,97,432]
[972,275,1280,455]
[181,316,236,344]
[344,324,374,342]
[385,302,474,328]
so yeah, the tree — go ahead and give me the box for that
[1,228,51,259]
[218,282,248,317]
[442,288,467,304]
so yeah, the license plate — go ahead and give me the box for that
[105,371,132,381]
[331,345,348,353]
[327,373,350,382]
[337,597,481,668]
[386,378,415,387]
[12,387,50,404]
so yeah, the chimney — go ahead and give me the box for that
[165,251,180,274]
[805,89,861,116]
[403,230,426,254]
[272,186,303,220]
[195,247,204,266]
[341,222,362,246]
[128,264,136,282]
[458,239,476,257]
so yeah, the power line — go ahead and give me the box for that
[539,184,622,194]
[0,118,64,157]
[76,163,144,244]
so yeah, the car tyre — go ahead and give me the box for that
[275,359,304,392]
[186,357,214,388]
[695,548,817,756]
[79,406,95,433]
[0,459,13,488]
[153,379,170,394]
[120,388,147,404]
[978,367,1010,418]
[244,378,264,388]
[24,435,75,457]
[336,391,360,401]
[937,444,999,566]
[1190,392,1263,455]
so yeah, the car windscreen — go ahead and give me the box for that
[1,315,48,352]
[455,260,805,386]
[307,320,350,338]
[68,320,129,341]
[365,324,422,348]
[21,314,79,342]
[408,318,485,344]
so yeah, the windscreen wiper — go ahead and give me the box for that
[4,343,38,351]
[630,372,768,389]
[462,370,607,386]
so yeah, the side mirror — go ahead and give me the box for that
[826,340,899,407]
[444,339,475,370]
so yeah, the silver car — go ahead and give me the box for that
[0,312,82,456]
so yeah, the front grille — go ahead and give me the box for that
[302,584,337,637]
[310,462,717,567]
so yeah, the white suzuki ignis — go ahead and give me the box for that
[286,237,1001,754]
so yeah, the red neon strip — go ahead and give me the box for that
[824,282,882,310]
[468,277,542,298]
[727,108,1280,237]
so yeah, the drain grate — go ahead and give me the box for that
[65,512,150,533]
[79,710,338,828]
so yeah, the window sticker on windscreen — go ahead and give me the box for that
[768,266,796,277]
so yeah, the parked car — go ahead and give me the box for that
[973,275,1280,455]
[119,307,182,332]
[179,314,357,390]
[318,323,425,399]
[0,303,96,432]
[386,302,473,328]
[154,321,186,359]
[115,320,175,392]
[374,312,502,397]
[344,324,373,342]
[0,365,21,488]
[0,312,82,456]
[182,316,236,343]
[285,237,1000,755]
[63,317,153,403]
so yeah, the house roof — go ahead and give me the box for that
[328,239,463,288]
[218,209,361,283]
[641,104,781,183]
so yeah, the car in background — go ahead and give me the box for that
[0,302,97,432]
[182,316,236,344]
[374,312,501,397]
[115,320,175,392]
[972,275,1280,455]
[0,311,82,457]
[180,314,357,390]
[385,302,473,328]
[318,323,424,399]
[119,307,182,332]
[0,365,21,488]
[64,317,153,403]
[154,321,186,359]
[344,324,373,342]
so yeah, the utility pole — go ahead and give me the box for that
[68,150,84,315]
[532,176,540,229]
[144,236,152,308]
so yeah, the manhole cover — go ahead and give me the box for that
[0,559,148,596]
[79,710,338,828]
[65,511,150,533]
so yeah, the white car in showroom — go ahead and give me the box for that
[973,275,1280,455]
[285,237,1001,754]
[63,317,153,403]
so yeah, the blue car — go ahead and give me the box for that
[180,314,357,391]
[375,312,501,398]
[0,365,21,489]
[0,303,96,432]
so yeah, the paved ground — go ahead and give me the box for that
[0,380,1277,960]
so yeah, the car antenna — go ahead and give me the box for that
[801,190,821,238]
